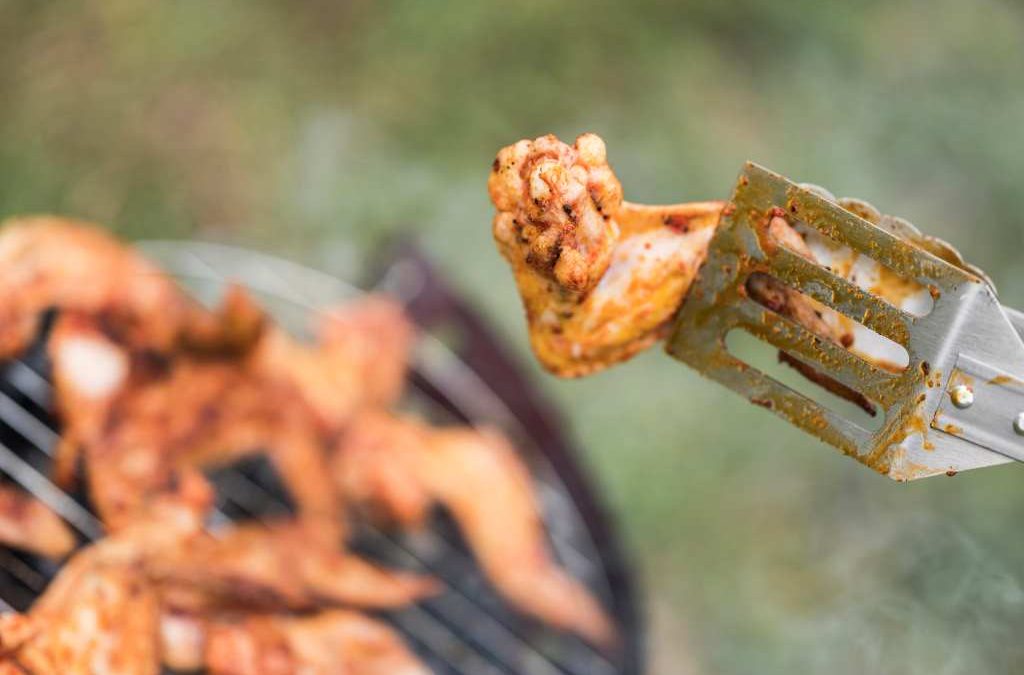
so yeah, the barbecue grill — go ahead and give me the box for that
[0,240,643,675]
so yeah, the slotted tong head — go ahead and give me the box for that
[668,163,1024,480]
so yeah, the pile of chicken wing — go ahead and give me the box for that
[0,217,615,674]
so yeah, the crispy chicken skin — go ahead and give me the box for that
[489,134,723,376]
[205,610,429,675]
[0,486,75,559]
[334,411,616,647]
[490,134,623,293]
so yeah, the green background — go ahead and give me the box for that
[4,2,1024,672]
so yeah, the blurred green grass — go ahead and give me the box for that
[4,2,1024,672]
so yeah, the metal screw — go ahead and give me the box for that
[950,385,974,409]
[1014,413,1024,437]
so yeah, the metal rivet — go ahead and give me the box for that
[950,385,974,409]
[1014,413,1024,437]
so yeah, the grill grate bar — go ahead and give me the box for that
[0,442,102,540]
[4,361,51,408]
[0,390,60,457]
[386,607,506,675]
[0,550,47,595]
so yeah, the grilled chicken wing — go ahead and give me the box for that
[152,521,438,613]
[48,312,342,542]
[0,476,212,674]
[0,217,187,360]
[0,217,267,363]
[0,485,206,675]
[489,134,724,376]
[334,411,616,647]
[205,610,429,675]
[0,487,75,559]
[249,296,414,430]
[489,133,860,399]
[0,561,161,675]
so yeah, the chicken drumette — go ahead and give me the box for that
[489,134,725,376]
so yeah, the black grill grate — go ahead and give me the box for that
[0,241,643,675]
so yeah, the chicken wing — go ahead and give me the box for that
[489,134,723,376]
[151,521,439,613]
[334,411,616,647]
[48,312,342,542]
[0,217,269,363]
[205,610,429,675]
[0,486,75,559]
[0,548,161,675]
[249,295,414,431]
[0,474,213,675]
[0,217,192,360]
[488,133,865,399]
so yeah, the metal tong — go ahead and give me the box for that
[668,162,1024,481]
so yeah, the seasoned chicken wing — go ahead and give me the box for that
[205,610,429,675]
[1,562,160,675]
[0,486,75,559]
[0,217,268,363]
[489,134,723,376]
[0,476,213,675]
[250,295,414,430]
[151,521,438,613]
[48,312,342,542]
[0,537,165,675]
[0,216,186,360]
[334,411,616,647]
[489,134,859,396]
